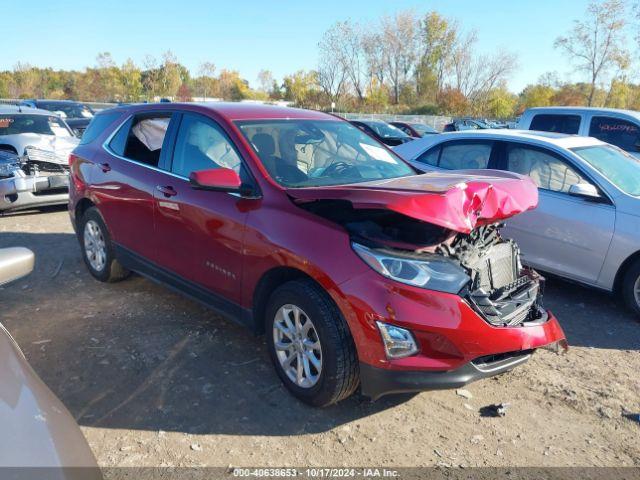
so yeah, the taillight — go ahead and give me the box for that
[68,153,79,166]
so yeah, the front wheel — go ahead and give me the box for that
[265,279,359,407]
[622,259,640,317]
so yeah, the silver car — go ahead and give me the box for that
[0,105,79,212]
[0,247,99,474]
[394,130,640,315]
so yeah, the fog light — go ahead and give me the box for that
[376,321,419,359]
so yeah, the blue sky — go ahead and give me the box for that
[4,0,595,93]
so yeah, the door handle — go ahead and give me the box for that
[98,162,111,172]
[156,185,177,198]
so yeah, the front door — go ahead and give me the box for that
[499,142,616,285]
[153,112,250,305]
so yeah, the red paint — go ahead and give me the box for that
[69,103,565,380]
[288,172,539,234]
[190,168,241,190]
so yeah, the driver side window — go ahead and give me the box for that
[171,113,242,178]
[506,144,584,193]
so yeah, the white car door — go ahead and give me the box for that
[500,142,616,285]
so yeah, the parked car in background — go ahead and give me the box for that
[394,129,640,316]
[518,107,640,158]
[443,118,492,132]
[349,119,414,146]
[389,121,439,138]
[20,100,95,137]
[0,247,99,473]
[69,103,566,406]
[0,105,78,212]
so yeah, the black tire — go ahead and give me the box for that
[621,259,640,317]
[78,207,130,283]
[265,279,359,407]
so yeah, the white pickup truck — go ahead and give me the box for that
[517,106,640,157]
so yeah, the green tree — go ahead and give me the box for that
[518,84,556,110]
[282,70,319,107]
[417,11,458,102]
[121,59,143,102]
[485,87,517,118]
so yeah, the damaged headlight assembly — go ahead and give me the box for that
[352,242,470,294]
[0,151,21,179]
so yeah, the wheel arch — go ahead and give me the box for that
[73,197,96,233]
[251,267,321,335]
[0,144,18,154]
[250,266,354,337]
[613,249,640,295]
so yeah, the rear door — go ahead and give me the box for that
[498,141,615,284]
[94,110,177,259]
[152,111,251,305]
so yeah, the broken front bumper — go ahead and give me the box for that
[359,341,567,400]
[0,174,69,212]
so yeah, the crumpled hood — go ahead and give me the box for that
[287,170,538,233]
[1,134,79,164]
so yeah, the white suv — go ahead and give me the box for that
[518,107,640,158]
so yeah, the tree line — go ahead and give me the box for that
[1,1,638,118]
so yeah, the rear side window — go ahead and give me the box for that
[438,142,492,169]
[108,113,172,167]
[529,114,580,134]
[506,143,584,193]
[589,116,640,152]
[415,146,440,166]
[79,112,121,145]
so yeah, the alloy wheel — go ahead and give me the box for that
[272,304,323,388]
[83,220,107,272]
[634,275,640,309]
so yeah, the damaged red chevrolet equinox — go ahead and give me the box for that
[69,103,567,406]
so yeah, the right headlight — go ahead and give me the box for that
[352,242,470,294]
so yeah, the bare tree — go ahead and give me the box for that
[361,32,386,87]
[317,28,348,106]
[256,69,275,93]
[381,11,419,104]
[198,62,217,99]
[449,32,517,110]
[555,0,628,106]
[319,21,367,101]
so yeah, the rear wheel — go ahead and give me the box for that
[79,207,129,283]
[621,258,640,317]
[265,279,359,407]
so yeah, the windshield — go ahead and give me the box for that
[572,145,640,196]
[0,114,74,137]
[236,119,415,187]
[362,121,410,139]
[38,102,94,119]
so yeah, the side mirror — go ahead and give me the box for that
[568,183,600,199]
[0,247,35,287]
[189,168,241,193]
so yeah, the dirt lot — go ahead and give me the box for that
[1,206,639,469]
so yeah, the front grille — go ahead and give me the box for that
[24,160,69,174]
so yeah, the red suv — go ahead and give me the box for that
[69,103,567,407]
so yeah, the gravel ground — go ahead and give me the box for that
[1,207,639,469]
